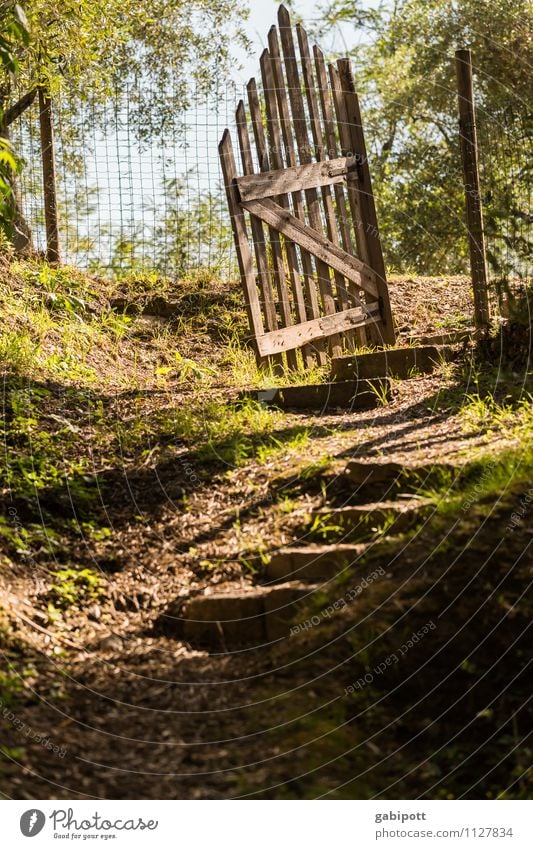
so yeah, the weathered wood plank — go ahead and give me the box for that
[329,62,370,268]
[314,44,364,349]
[235,101,278,334]
[314,45,353,252]
[277,6,342,357]
[246,78,269,171]
[244,379,391,414]
[330,61,383,347]
[256,303,381,356]
[267,25,326,365]
[247,77,298,370]
[455,49,490,328]
[337,58,395,346]
[236,157,353,201]
[242,197,379,297]
[297,21,359,349]
[259,48,310,354]
[218,130,264,362]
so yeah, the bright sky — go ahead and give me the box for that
[233,1,308,81]
[232,0,374,83]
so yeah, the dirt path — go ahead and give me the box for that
[2,361,530,799]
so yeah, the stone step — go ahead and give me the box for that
[159,581,317,647]
[241,377,391,412]
[266,543,369,581]
[305,498,433,541]
[343,460,459,496]
[331,345,454,382]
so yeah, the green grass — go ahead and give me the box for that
[459,392,533,438]
[221,338,331,389]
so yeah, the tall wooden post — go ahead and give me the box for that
[38,86,61,263]
[455,49,490,329]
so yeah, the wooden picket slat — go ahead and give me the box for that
[257,303,381,357]
[235,101,277,332]
[277,5,342,357]
[267,24,326,366]
[259,49,309,342]
[219,4,395,373]
[314,43,366,348]
[247,77,298,370]
[329,60,384,347]
[235,100,283,373]
[337,58,395,346]
[328,62,370,269]
[218,130,264,362]
[297,21,359,348]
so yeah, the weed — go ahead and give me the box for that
[222,337,330,389]
[298,454,333,481]
[0,670,23,706]
[459,392,533,438]
[435,311,471,329]
[365,378,390,407]
[155,351,217,382]
[48,568,105,610]
[307,513,345,542]
[276,495,300,515]
[0,332,39,372]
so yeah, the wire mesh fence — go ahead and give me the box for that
[12,80,246,279]
[10,60,532,296]
[477,107,532,283]
[474,78,532,322]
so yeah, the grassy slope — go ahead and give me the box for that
[0,256,531,799]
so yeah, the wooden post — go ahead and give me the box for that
[38,86,61,263]
[455,49,490,329]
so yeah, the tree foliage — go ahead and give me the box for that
[0,0,248,251]
[2,0,249,136]
[313,0,532,274]
[0,2,29,234]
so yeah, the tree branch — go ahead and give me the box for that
[417,113,455,150]
[2,88,37,127]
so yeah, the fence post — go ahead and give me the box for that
[455,48,490,329]
[38,86,61,263]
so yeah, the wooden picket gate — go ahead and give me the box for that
[219,5,395,371]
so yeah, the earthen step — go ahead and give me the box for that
[266,543,369,581]
[343,460,460,496]
[159,581,317,647]
[305,499,433,541]
[241,377,391,411]
[414,329,475,346]
[331,345,454,382]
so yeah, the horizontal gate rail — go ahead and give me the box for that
[236,156,357,202]
[257,303,381,357]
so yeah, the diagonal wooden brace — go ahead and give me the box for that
[241,197,378,298]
